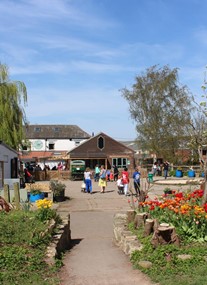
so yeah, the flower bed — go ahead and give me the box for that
[138,189,207,242]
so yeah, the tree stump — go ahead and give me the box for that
[127,210,136,223]
[144,219,154,236]
[151,224,180,247]
[134,212,148,228]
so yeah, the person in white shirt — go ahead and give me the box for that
[116,175,124,195]
[84,167,92,194]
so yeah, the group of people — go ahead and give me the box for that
[83,165,141,197]
[152,161,170,179]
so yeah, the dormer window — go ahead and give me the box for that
[98,136,104,150]
[54,127,60,132]
[35,127,41,132]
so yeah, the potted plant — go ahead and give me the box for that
[29,189,44,202]
[164,187,172,195]
[175,167,183,177]
[50,180,66,202]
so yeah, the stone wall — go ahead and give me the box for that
[113,211,143,256]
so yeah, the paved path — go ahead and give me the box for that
[57,179,156,285]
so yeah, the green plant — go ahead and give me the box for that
[169,170,176,177]
[0,210,60,284]
[50,180,66,196]
[30,188,42,195]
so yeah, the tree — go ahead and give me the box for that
[121,65,194,163]
[0,63,28,150]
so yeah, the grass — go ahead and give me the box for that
[129,223,207,285]
[0,210,61,285]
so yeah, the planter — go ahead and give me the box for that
[188,170,195,178]
[53,195,65,202]
[29,192,44,202]
[53,189,65,202]
[164,190,172,195]
[175,170,183,178]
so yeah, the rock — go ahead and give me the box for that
[177,254,192,260]
[138,260,152,269]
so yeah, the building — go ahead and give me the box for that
[19,124,91,169]
[0,141,18,187]
[68,132,135,175]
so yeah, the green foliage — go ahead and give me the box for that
[121,65,194,163]
[30,188,42,195]
[0,210,60,284]
[169,170,176,176]
[50,180,66,196]
[0,63,28,150]
[130,227,207,285]
[35,208,58,223]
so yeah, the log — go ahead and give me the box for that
[127,210,136,224]
[151,224,180,247]
[134,212,148,228]
[144,218,154,236]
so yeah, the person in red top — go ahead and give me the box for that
[122,167,129,196]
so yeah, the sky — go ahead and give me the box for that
[0,0,207,141]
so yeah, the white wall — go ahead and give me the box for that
[30,138,86,151]
[0,144,18,178]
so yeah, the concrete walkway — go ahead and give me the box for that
[57,179,156,285]
[57,177,202,285]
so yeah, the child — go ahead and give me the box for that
[116,175,124,195]
[133,167,141,196]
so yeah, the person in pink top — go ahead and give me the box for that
[121,167,129,196]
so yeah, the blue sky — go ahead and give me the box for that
[0,0,207,141]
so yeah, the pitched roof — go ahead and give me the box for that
[68,132,135,158]
[24,124,91,139]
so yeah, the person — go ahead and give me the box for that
[121,167,130,196]
[98,165,107,193]
[24,168,33,183]
[157,163,161,176]
[106,169,111,181]
[163,161,170,179]
[84,167,92,194]
[133,167,141,196]
[116,175,124,195]
[94,164,100,182]
[113,164,119,181]
[152,162,157,176]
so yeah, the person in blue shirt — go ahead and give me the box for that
[133,167,141,196]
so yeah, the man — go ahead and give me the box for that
[163,161,170,179]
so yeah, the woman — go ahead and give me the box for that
[84,167,92,194]
[98,165,107,193]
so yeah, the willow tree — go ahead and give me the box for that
[0,63,28,150]
[121,65,194,163]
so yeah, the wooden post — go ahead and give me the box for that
[3,184,10,203]
[127,210,136,223]
[134,212,148,228]
[13,182,20,209]
[144,218,154,236]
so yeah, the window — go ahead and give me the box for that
[34,127,41,132]
[112,158,127,168]
[49,143,55,150]
[54,127,60,132]
[98,136,104,150]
